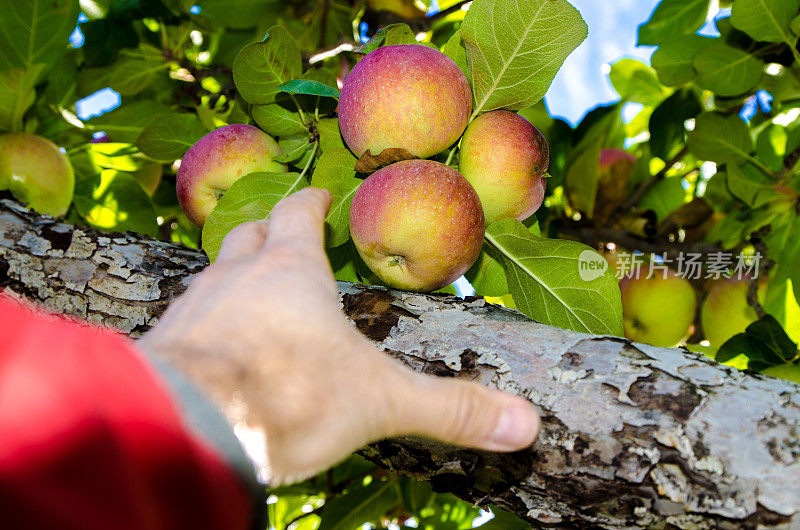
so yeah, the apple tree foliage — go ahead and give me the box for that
[2,0,800,526]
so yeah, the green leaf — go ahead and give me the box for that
[465,247,510,297]
[233,26,302,105]
[310,148,360,247]
[637,0,710,46]
[0,0,80,74]
[650,35,714,86]
[135,113,208,162]
[318,479,398,530]
[0,65,44,132]
[649,89,702,160]
[460,0,587,115]
[278,79,340,99]
[202,171,308,261]
[357,23,417,55]
[687,112,753,164]
[731,0,800,44]
[317,118,347,153]
[73,170,158,237]
[484,220,624,335]
[107,57,168,96]
[756,124,788,172]
[399,478,434,514]
[639,177,687,221]
[442,31,468,77]
[326,243,360,283]
[726,163,780,208]
[716,315,798,368]
[694,43,763,96]
[608,58,669,106]
[252,97,308,137]
[87,100,171,144]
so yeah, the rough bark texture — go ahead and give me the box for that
[2,197,799,529]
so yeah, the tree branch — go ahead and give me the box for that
[2,197,800,528]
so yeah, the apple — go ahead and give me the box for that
[701,278,766,347]
[177,124,286,227]
[0,132,75,217]
[458,111,549,224]
[619,267,697,347]
[761,364,800,384]
[349,159,484,292]
[338,44,472,160]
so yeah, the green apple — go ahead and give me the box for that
[761,364,800,384]
[619,268,697,347]
[701,279,767,347]
[338,44,472,159]
[0,132,75,217]
[176,124,286,227]
[459,110,549,224]
[349,159,484,292]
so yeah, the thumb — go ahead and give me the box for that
[390,372,541,452]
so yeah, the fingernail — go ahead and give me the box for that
[490,404,538,450]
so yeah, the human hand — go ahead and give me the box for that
[138,188,540,485]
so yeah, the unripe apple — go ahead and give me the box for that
[701,278,766,347]
[338,44,472,159]
[0,132,75,217]
[349,159,484,292]
[619,268,697,347]
[177,124,286,227]
[459,111,548,224]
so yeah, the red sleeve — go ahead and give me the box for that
[0,297,255,530]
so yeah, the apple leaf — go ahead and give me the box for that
[310,148,360,247]
[687,112,753,165]
[650,35,713,87]
[317,479,398,530]
[327,242,360,283]
[355,148,416,173]
[356,24,417,55]
[693,43,762,97]
[460,0,587,116]
[252,97,308,137]
[202,171,308,261]
[317,118,347,153]
[716,315,798,371]
[233,26,302,105]
[730,0,800,44]
[0,65,44,133]
[465,247,510,297]
[73,170,158,237]
[609,59,669,107]
[637,0,710,46]
[484,219,623,336]
[278,79,340,99]
[87,100,172,144]
[135,113,208,162]
[0,0,80,74]
[726,163,781,209]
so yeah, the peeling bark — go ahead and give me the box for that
[2,198,799,529]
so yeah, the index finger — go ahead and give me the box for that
[262,187,332,253]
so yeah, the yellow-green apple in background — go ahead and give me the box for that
[459,110,549,224]
[349,159,484,292]
[0,132,75,217]
[338,44,472,159]
[177,124,285,227]
[701,278,766,347]
[619,267,697,347]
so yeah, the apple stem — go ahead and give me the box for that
[299,140,320,181]
[445,146,458,166]
[290,94,309,126]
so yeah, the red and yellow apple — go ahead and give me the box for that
[459,110,548,224]
[619,267,697,347]
[177,124,285,227]
[701,278,766,347]
[349,159,484,292]
[0,132,75,217]
[338,44,472,159]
